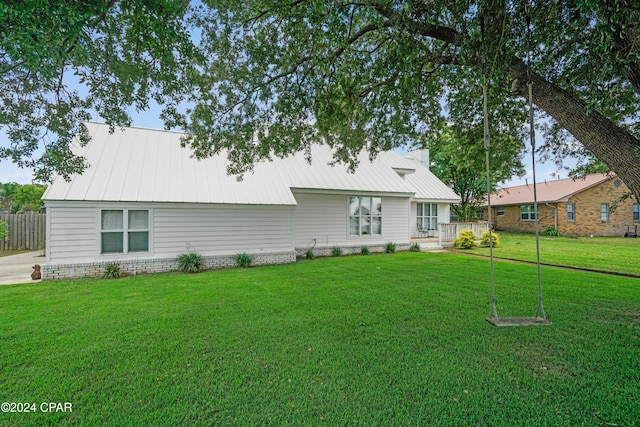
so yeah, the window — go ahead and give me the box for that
[497,207,505,216]
[101,209,149,253]
[634,204,640,221]
[349,197,382,236]
[417,203,438,230]
[520,205,537,221]
[567,203,575,221]
[601,203,609,221]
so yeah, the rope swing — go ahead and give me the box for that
[482,8,550,327]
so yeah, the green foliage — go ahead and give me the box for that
[177,252,204,274]
[385,242,396,253]
[428,124,525,222]
[103,263,121,279]
[305,250,314,260]
[3,1,640,196]
[410,242,421,252]
[480,230,500,247]
[360,246,369,255]
[453,230,477,249]
[542,227,562,237]
[0,219,7,240]
[331,247,343,257]
[235,253,253,268]
[12,184,47,213]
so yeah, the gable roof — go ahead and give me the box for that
[488,173,613,206]
[43,123,460,205]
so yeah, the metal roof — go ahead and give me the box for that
[488,174,613,206]
[43,123,460,205]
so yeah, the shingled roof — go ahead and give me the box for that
[488,174,613,206]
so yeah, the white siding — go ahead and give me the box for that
[46,203,97,262]
[292,191,410,249]
[46,201,294,263]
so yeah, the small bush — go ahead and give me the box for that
[480,230,500,247]
[103,263,121,279]
[177,252,204,273]
[360,246,370,255]
[542,226,561,237]
[235,253,253,268]
[453,230,477,249]
[385,242,396,253]
[410,242,421,252]
[331,247,343,257]
[305,250,315,260]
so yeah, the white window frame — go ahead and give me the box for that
[633,204,639,221]
[567,203,575,221]
[520,205,537,221]
[348,196,382,236]
[601,203,609,221]
[497,207,505,216]
[100,208,150,254]
[417,203,438,231]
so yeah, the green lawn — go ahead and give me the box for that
[2,252,640,426]
[456,231,640,276]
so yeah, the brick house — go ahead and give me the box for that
[484,174,639,236]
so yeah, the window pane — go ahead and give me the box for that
[102,210,123,230]
[371,217,382,235]
[431,204,438,216]
[128,231,149,252]
[601,204,609,221]
[102,232,123,253]
[360,197,371,215]
[360,216,371,235]
[372,198,382,215]
[349,197,360,216]
[429,218,438,230]
[417,203,423,216]
[128,210,148,229]
[349,217,359,235]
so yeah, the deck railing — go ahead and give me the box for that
[438,222,489,246]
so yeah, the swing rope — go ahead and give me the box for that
[525,8,547,320]
[483,5,550,326]
[481,14,498,320]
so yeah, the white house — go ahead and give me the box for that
[42,123,460,279]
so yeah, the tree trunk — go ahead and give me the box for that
[509,58,640,202]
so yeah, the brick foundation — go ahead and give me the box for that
[42,251,297,280]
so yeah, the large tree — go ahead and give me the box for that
[2,1,640,201]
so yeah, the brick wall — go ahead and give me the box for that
[490,178,639,236]
[42,251,297,280]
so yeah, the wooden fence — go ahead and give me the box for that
[438,222,489,246]
[0,213,46,252]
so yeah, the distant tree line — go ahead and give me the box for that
[0,182,47,214]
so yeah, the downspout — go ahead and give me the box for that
[545,203,558,230]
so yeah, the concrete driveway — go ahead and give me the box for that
[0,251,45,285]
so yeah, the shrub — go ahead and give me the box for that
[542,226,561,237]
[0,219,7,240]
[305,250,315,260]
[103,263,121,279]
[360,246,370,255]
[235,253,253,268]
[385,242,396,253]
[331,247,343,257]
[410,242,421,252]
[177,252,204,273]
[480,230,500,247]
[453,230,477,249]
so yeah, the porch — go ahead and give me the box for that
[411,222,490,248]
